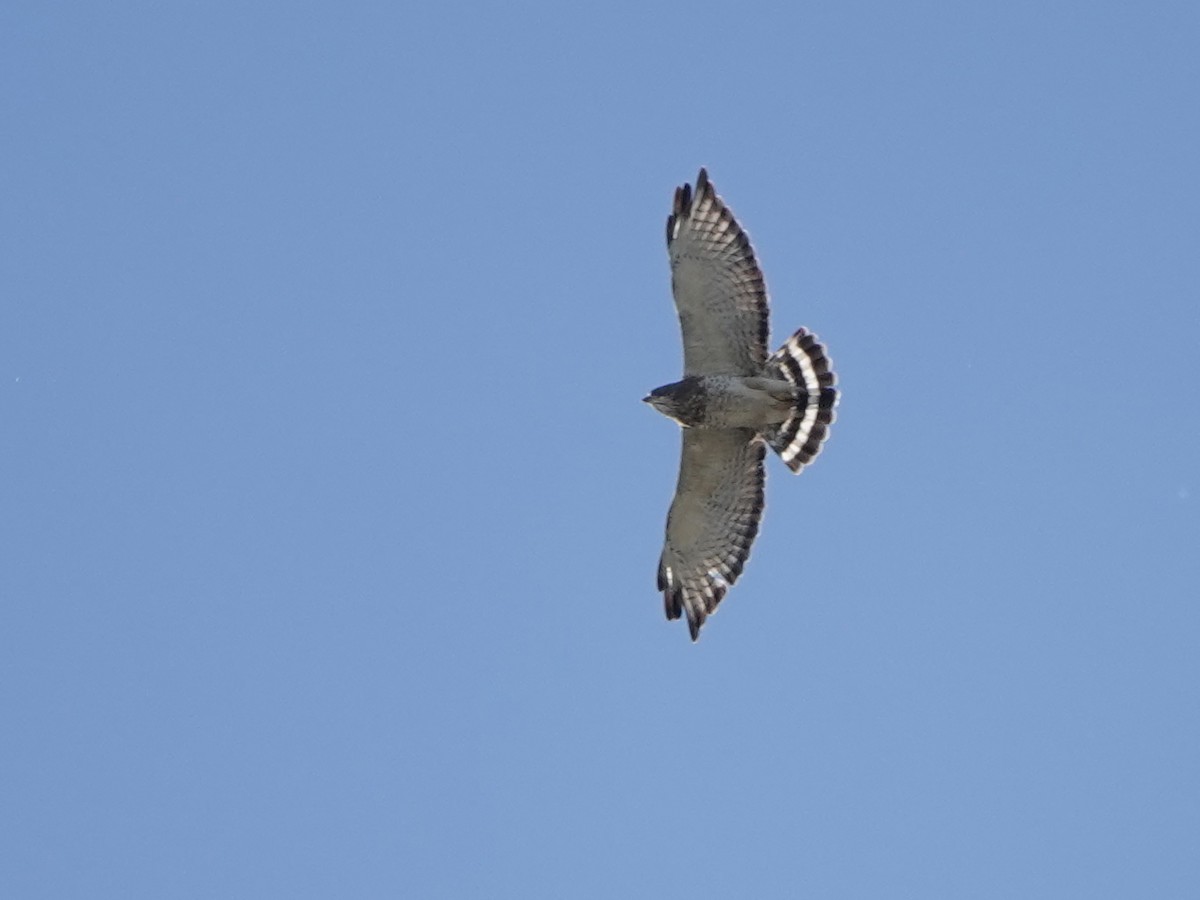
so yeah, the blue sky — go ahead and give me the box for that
[3,2,1199,897]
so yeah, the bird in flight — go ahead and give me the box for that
[645,169,838,640]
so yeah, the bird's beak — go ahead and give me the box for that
[642,395,652,403]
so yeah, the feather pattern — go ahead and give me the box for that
[658,429,765,640]
[667,169,769,377]
[763,328,839,473]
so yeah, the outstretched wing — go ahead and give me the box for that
[666,168,769,377]
[658,428,766,640]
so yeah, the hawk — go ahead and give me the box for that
[644,169,838,640]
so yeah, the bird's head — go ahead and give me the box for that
[642,384,677,417]
[642,378,702,426]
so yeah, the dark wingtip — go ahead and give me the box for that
[662,571,683,621]
[674,184,691,215]
[667,180,695,246]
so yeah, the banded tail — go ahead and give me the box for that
[763,328,838,473]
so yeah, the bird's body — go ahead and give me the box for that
[646,375,796,429]
[646,169,838,640]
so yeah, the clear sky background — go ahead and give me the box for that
[3,3,1199,898]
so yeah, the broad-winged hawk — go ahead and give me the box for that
[644,169,838,640]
